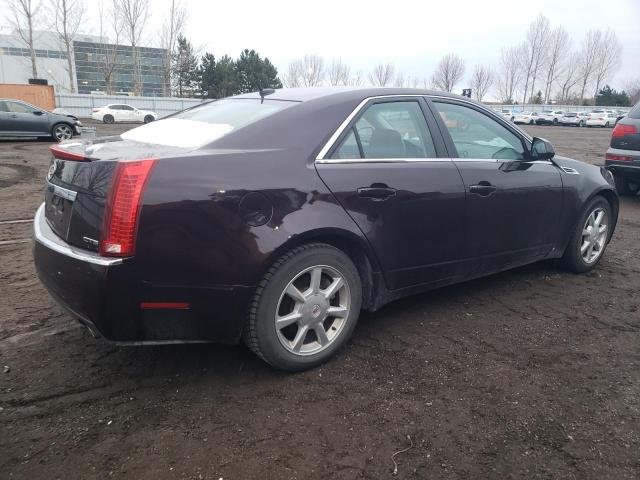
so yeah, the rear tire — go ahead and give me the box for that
[578,120,584,127]
[103,114,114,124]
[560,196,612,273]
[553,118,558,125]
[244,243,362,371]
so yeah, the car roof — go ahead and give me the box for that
[233,86,466,104]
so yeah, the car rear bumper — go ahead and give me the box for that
[606,148,640,180]
[33,203,252,344]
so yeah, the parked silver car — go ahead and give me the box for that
[0,99,82,141]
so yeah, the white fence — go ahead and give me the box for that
[492,104,631,114]
[54,93,204,118]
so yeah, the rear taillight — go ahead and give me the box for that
[606,153,633,162]
[100,159,156,257]
[611,123,638,138]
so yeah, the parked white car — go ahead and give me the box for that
[513,111,537,124]
[586,111,618,128]
[559,112,591,127]
[535,110,566,125]
[91,104,157,124]
[499,109,517,121]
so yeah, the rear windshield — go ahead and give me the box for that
[629,102,640,119]
[121,98,295,148]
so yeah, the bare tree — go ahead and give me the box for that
[159,0,187,96]
[578,29,602,104]
[327,58,350,86]
[497,46,522,104]
[431,53,465,92]
[542,26,569,103]
[97,0,123,94]
[624,77,640,105]
[368,62,394,86]
[520,13,550,104]
[557,52,581,103]
[393,72,405,88]
[118,0,150,96]
[470,64,494,101]
[347,70,364,87]
[286,55,325,86]
[283,60,302,88]
[7,0,42,78]
[50,0,84,92]
[592,29,622,99]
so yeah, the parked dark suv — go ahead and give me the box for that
[606,101,640,195]
[0,99,82,141]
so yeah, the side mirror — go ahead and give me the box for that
[33,110,44,116]
[531,137,555,160]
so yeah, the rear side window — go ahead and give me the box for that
[330,101,436,159]
[629,102,640,119]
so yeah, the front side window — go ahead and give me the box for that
[7,101,35,114]
[432,102,525,161]
[330,101,436,159]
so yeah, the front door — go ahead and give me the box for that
[4,101,48,136]
[430,99,564,276]
[316,98,467,290]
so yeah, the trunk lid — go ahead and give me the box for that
[44,136,188,251]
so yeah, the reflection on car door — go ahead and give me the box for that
[430,99,564,276]
[4,101,49,136]
[315,98,467,290]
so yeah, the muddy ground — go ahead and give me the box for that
[0,123,639,479]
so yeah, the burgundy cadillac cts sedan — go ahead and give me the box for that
[34,87,618,371]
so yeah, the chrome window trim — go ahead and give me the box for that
[316,158,451,165]
[33,203,124,266]
[314,93,533,163]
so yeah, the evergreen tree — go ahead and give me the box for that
[236,49,282,93]
[172,35,199,97]
[199,53,240,98]
[595,85,630,107]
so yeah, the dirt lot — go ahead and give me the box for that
[1,123,639,479]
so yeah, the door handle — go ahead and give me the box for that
[357,184,397,200]
[469,181,497,197]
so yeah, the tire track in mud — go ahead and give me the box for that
[0,163,37,188]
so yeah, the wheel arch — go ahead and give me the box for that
[590,187,619,239]
[260,228,382,310]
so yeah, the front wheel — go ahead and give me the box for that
[578,120,584,127]
[144,115,154,124]
[560,197,612,273]
[52,123,73,141]
[553,118,558,125]
[605,122,610,128]
[529,119,534,125]
[244,243,362,371]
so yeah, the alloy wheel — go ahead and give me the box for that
[54,124,73,141]
[275,265,350,356]
[580,208,608,264]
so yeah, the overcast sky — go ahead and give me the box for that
[90,0,639,94]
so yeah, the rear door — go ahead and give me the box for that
[430,98,564,276]
[315,97,467,291]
